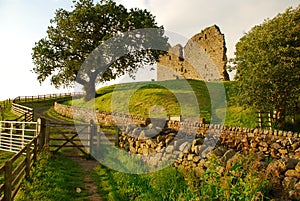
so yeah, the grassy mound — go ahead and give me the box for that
[66,79,257,127]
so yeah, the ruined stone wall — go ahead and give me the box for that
[157,25,229,81]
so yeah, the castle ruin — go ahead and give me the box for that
[157,25,229,81]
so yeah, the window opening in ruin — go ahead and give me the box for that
[169,55,171,60]
[204,34,207,39]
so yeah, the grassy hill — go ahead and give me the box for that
[66,79,257,128]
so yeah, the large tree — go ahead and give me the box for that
[32,0,168,101]
[234,6,300,128]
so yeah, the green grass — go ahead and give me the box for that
[64,79,257,128]
[16,153,90,201]
[0,101,18,120]
[19,97,73,109]
[93,154,272,201]
[0,151,15,166]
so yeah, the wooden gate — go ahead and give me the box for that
[44,119,119,157]
[0,120,39,153]
[45,121,92,157]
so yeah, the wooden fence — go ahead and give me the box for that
[13,92,84,103]
[11,104,33,123]
[0,119,45,201]
[257,110,272,129]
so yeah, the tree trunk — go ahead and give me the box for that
[84,75,97,102]
[276,108,286,129]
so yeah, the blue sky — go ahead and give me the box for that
[0,0,299,100]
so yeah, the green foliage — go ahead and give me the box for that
[94,165,192,201]
[93,154,272,201]
[32,0,168,101]
[234,5,300,128]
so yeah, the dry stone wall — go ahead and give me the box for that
[157,25,229,81]
[118,121,300,200]
[53,102,146,126]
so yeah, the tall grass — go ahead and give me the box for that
[93,154,272,201]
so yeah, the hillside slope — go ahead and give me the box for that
[67,79,256,127]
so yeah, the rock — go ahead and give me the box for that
[194,166,205,177]
[129,146,136,154]
[76,187,82,193]
[146,139,156,148]
[131,128,141,137]
[200,146,213,159]
[156,135,165,143]
[292,142,300,151]
[266,160,286,178]
[282,177,298,190]
[194,145,202,155]
[213,146,227,156]
[220,149,236,164]
[142,148,149,155]
[148,148,156,154]
[295,162,300,173]
[187,154,194,161]
[295,182,300,191]
[259,141,269,147]
[178,141,191,153]
[285,170,300,179]
[166,145,174,153]
[279,149,288,155]
[193,155,200,163]
[284,158,300,170]
[165,134,176,145]
[289,190,300,200]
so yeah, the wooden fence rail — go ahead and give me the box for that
[0,119,45,201]
[13,92,84,103]
[11,104,33,123]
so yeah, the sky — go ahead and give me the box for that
[0,0,299,100]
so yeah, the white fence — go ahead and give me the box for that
[11,103,34,122]
[0,120,39,153]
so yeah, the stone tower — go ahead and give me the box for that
[157,25,229,81]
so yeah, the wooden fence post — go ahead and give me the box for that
[25,145,31,179]
[97,125,101,149]
[258,110,262,129]
[89,120,96,155]
[45,120,50,151]
[115,127,120,146]
[38,118,46,150]
[4,159,12,201]
[33,138,38,163]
